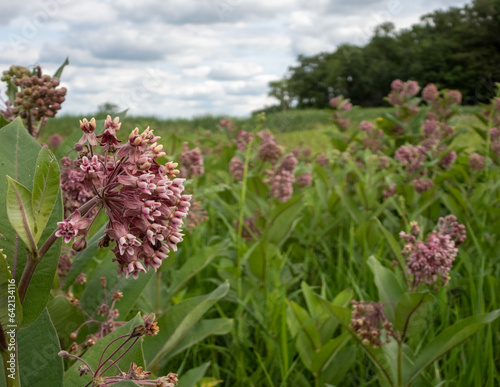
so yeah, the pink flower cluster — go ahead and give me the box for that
[264,152,298,202]
[229,156,245,181]
[235,130,254,152]
[60,155,96,217]
[395,145,427,174]
[388,79,420,106]
[329,96,352,131]
[400,216,466,287]
[55,116,191,279]
[179,142,204,178]
[257,130,282,164]
[468,153,485,170]
[422,83,462,122]
[359,120,385,152]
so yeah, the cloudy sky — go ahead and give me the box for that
[0,0,470,118]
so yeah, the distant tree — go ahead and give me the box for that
[97,102,119,115]
[267,0,500,108]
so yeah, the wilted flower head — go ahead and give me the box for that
[351,300,396,347]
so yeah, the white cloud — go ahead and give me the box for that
[0,0,471,118]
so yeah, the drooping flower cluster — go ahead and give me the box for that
[264,152,298,202]
[235,130,254,152]
[257,130,282,164]
[329,95,352,131]
[66,278,126,355]
[350,300,396,348]
[55,116,191,279]
[59,314,178,387]
[1,65,66,137]
[179,142,204,178]
[400,216,466,288]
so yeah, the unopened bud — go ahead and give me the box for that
[72,236,87,252]
[58,350,70,358]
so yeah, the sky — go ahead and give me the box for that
[0,0,471,118]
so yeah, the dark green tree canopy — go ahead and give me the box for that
[267,0,500,110]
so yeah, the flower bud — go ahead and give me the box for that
[72,236,87,252]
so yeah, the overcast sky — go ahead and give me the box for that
[0,0,471,118]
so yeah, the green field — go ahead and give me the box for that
[2,100,500,387]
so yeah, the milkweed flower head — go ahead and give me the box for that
[400,216,466,288]
[55,117,191,279]
[179,142,204,178]
[330,95,352,131]
[264,152,298,202]
[235,130,254,152]
[350,300,396,348]
[257,130,282,164]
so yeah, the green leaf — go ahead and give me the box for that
[6,176,36,252]
[46,295,86,347]
[177,362,211,387]
[162,318,233,362]
[166,243,228,298]
[0,118,42,268]
[309,333,351,373]
[17,309,63,387]
[20,193,62,327]
[267,195,303,245]
[52,57,69,79]
[367,256,405,306]
[395,292,434,338]
[405,309,500,385]
[32,147,60,243]
[63,313,145,386]
[144,282,229,368]
[0,118,62,327]
[0,254,22,327]
[0,115,9,129]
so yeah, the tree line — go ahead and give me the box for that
[265,0,500,111]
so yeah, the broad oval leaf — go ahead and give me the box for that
[6,176,36,252]
[32,147,60,243]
